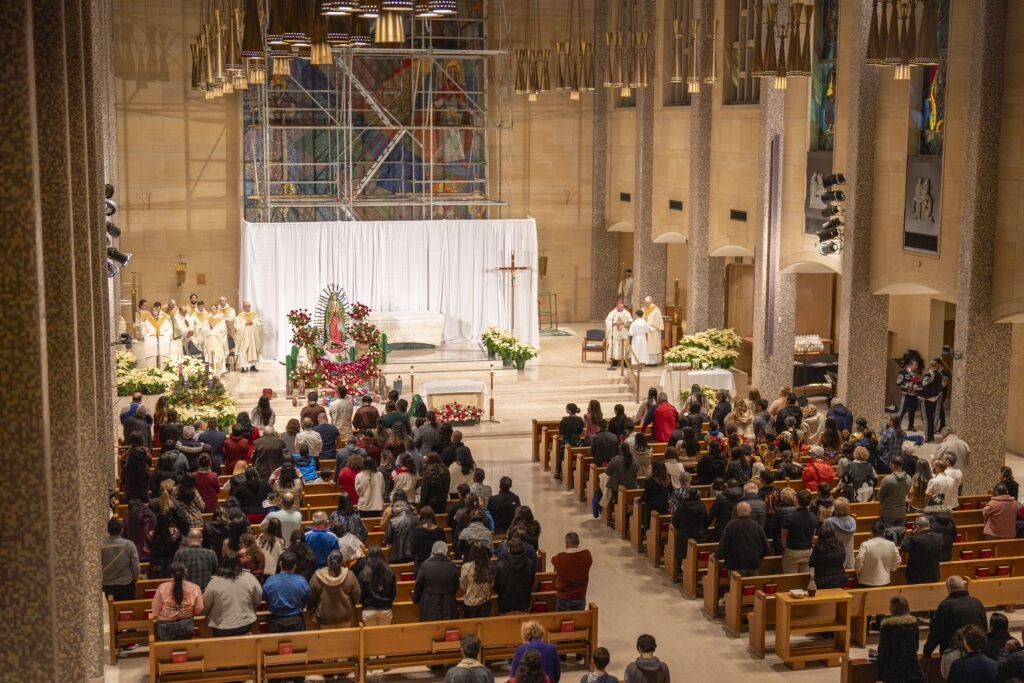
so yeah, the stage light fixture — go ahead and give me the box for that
[816,225,841,242]
[822,173,845,188]
[106,222,122,238]
[106,261,119,278]
[108,246,132,267]
[820,205,844,218]
[105,198,117,216]
[818,240,841,256]
[821,190,845,203]
[105,183,115,199]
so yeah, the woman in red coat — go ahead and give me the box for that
[336,453,363,505]
[222,424,251,474]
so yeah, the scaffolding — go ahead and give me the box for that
[244,3,511,222]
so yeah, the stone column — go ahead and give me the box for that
[686,0,725,333]
[0,0,114,678]
[590,0,620,318]
[631,0,666,309]
[835,0,889,421]
[950,0,1010,494]
[750,16,797,397]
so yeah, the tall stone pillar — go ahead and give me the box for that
[835,0,889,421]
[750,22,797,397]
[0,0,114,678]
[950,0,1010,494]
[590,0,620,318]
[686,0,725,333]
[631,0,666,309]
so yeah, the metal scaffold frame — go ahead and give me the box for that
[245,1,512,222]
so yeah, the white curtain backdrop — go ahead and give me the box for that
[239,218,540,360]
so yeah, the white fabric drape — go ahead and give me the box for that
[240,218,540,360]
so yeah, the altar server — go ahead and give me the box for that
[642,296,664,366]
[605,301,633,370]
[628,310,652,367]
[141,301,172,368]
[233,301,262,372]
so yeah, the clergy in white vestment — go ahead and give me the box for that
[617,269,634,309]
[205,307,230,374]
[192,302,210,360]
[642,296,665,366]
[165,300,187,362]
[141,302,172,368]
[184,293,200,318]
[628,310,652,367]
[134,299,149,341]
[605,301,634,369]
[233,301,262,372]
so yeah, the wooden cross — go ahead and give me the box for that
[496,251,531,336]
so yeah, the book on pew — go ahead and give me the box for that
[998,565,1010,576]
[445,630,460,642]
[955,534,963,543]
[259,622,269,633]
[661,522,670,532]
[843,578,856,589]
[144,589,156,599]
[118,610,134,622]
[980,548,994,559]
[262,388,273,399]
[561,620,576,632]
[960,550,975,560]
[763,583,778,595]
[278,642,294,655]
[742,586,756,597]
[962,502,975,510]
[400,572,414,581]
[539,580,554,591]
[192,627,200,637]
[171,651,187,664]
[719,568,729,579]
[976,567,991,578]
[144,609,152,620]
[532,602,549,613]
[698,551,710,562]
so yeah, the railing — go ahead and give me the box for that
[619,340,642,403]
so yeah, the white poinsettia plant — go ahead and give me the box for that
[481,327,537,361]
[665,328,742,369]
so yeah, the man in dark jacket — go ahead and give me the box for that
[413,540,461,621]
[923,576,988,658]
[716,502,770,576]
[707,480,743,537]
[494,538,536,614]
[444,635,495,683]
[252,427,288,479]
[901,516,944,584]
[589,420,619,467]
[774,393,803,434]
[486,477,521,534]
[924,497,958,562]
[158,409,184,450]
[946,625,997,683]
[997,633,1024,680]
[826,400,854,433]
[710,391,732,431]
[752,400,772,441]
[624,634,670,683]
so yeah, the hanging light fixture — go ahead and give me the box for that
[704,18,718,84]
[427,0,457,15]
[515,0,549,101]
[309,7,332,63]
[670,0,686,84]
[374,9,405,43]
[358,0,381,18]
[555,0,594,100]
[414,0,438,17]
[752,1,813,91]
[868,0,940,79]
[350,16,373,44]
[686,17,700,93]
[382,0,413,10]
[327,13,352,45]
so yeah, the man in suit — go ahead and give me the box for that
[901,515,944,584]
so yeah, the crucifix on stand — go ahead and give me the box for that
[496,251,531,336]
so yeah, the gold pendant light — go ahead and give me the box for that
[374,9,405,44]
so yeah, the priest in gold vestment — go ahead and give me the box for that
[233,301,262,372]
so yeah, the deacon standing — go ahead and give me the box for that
[141,301,172,368]
[641,296,664,366]
[617,269,634,309]
[192,301,210,361]
[215,296,237,354]
[165,300,187,362]
[185,293,200,318]
[134,299,149,341]
[205,304,230,375]
[628,310,652,366]
[234,301,263,373]
[605,301,633,370]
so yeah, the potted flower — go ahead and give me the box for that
[507,339,538,371]
[481,326,504,360]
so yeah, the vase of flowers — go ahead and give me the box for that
[664,328,742,370]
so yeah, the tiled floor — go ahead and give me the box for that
[107,324,1024,682]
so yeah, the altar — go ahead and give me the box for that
[368,311,446,348]
[420,379,487,411]
[659,367,738,404]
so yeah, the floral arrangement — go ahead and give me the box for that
[435,402,484,424]
[289,344,384,397]
[117,365,178,396]
[680,384,717,407]
[481,327,538,362]
[115,355,238,429]
[287,309,323,352]
[116,350,138,374]
[349,321,381,345]
[665,328,741,369]
[348,302,371,321]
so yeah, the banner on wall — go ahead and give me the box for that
[903,155,942,254]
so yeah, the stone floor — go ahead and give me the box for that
[107,323,1024,682]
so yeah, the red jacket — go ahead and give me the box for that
[223,435,251,474]
[652,402,679,443]
[802,459,835,490]
[337,467,360,505]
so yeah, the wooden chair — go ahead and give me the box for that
[581,329,606,363]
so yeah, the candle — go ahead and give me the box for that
[208,378,213,390]
[178,363,183,377]
[183,379,189,391]
[205,362,210,375]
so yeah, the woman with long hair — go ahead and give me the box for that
[605,443,638,506]
[231,466,271,521]
[329,491,368,541]
[121,439,152,503]
[152,561,203,641]
[123,498,156,561]
[236,411,259,451]
[809,527,848,589]
[662,446,687,489]
[584,399,603,439]
[271,461,304,508]
[257,517,285,576]
[410,505,447,574]
[558,403,585,449]
[820,416,842,456]
[681,426,700,459]
[460,542,496,618]
[695,440,727,485]
[510,646,548,683]
[876,595,925,682]
[238,532,265,581]
[358,544,397,625]
[908,458,933,511]
[250,395,275,429]
[288,529,317,581]
[336,452,364,503]
[391,453,419,502]
[641,460,672,530]
[193,454,220,512]
[414,410,441,453]
[308,550,363,628]
[436,422,454,463]
[639,386,659,433]
[222,516,250,557]
[222,423,251,474]
[630,432,653,478]
[203,554,262,637]
[355,456,386,518]
[449,446,476,493]
[146,511,182,578]
[419,453,451,514]
[176,473,206,529]
[153,395,170,450]
[509,505,542,550]
[999,466,1019,500]
[281,418,301,455]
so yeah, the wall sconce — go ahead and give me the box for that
[175,259,188,286]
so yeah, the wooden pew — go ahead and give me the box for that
[256,627,361,681]
[562,445,588,491]
[149,631,259,683]
[645,512,670,566]
[613,485,645,537]
[681,540,718,597]
[574,452,594,502]
[841,655,944,683]
[532,418,560,464]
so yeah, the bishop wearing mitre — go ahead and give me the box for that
[141,301,172,368]
[234,301,263,373]
[205,305,230,374]
[642,296,664,366]
[605,300,633,369]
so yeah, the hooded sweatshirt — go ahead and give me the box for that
[707,486,743,534]
[822,514,857,569]
[878,471,912,523]
[624,656,670,683]
[630,445,653,479]
[826,403,854,433]
[307,565,362,626]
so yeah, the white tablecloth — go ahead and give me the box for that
[420,379,487,410]
[659,368,738,403]
[368,311,446,346]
